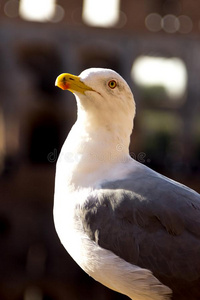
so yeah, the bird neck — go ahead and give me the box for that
[57,119,132,188]
[76,116,131,159]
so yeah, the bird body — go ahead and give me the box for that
[54,68,200,300]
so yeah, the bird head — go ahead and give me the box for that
[55,68,135,132]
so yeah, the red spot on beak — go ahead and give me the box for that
[59,81,70,90]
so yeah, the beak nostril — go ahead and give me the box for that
[69,77,75,81]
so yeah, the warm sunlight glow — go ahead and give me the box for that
[82,0,120,27]
[131,56,187,98]
[19,0,55,22]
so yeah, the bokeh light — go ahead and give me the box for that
[145,13,193,35]
[50,5,65,23]
[178,15,193,34]
[161,14,180,33]
[145,13,162,32]
[4,0,19,18]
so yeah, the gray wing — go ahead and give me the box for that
[78,165,200,299]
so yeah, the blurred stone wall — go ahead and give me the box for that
[0,1,199,299]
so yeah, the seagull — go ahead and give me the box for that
[54,68,200,300]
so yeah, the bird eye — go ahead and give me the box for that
[108,80,117,89]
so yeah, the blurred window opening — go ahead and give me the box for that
[19,0,55,22]
[138,110,187,175]
[82,0,120,27]
[27,110,61,164]
[18,45,62,96]
[131,56,187,101]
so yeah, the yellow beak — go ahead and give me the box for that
[55,73,93,94]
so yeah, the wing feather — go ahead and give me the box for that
[78,165,200,298]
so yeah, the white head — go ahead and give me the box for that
[56,68,136,136]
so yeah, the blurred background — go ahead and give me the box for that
[0,0,200,299]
